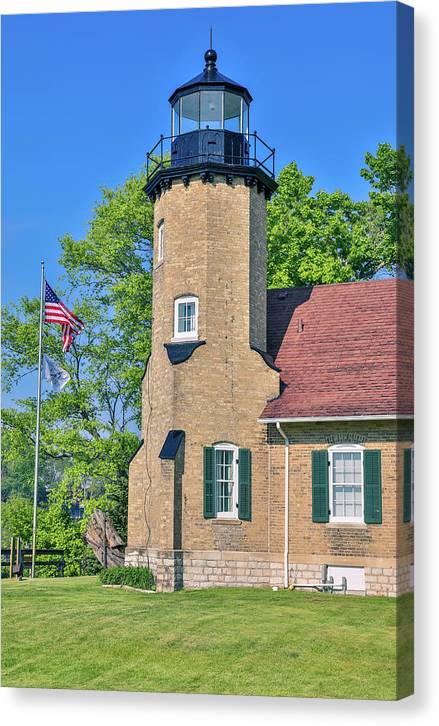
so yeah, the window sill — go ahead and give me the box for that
[171,336,199,344]
[211,518,242,526]
[325,522,367,529]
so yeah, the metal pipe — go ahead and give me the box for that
[31,260,45,578]
[276,422,289,589]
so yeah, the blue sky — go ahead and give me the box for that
[2,2,412,401]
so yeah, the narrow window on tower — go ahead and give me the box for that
[173,296,198,341]
[157,220,165,264]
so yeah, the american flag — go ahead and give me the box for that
[45,281,85,352]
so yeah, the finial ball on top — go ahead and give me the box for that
[204,48,217,67]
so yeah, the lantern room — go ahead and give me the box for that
[168,48,251,168]
[170,50,250,137]
[144,46,276,200]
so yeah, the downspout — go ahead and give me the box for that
[276,422,289,589]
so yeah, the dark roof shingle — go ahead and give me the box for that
[260,279,413,420]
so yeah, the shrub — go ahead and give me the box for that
[99,565,155,590]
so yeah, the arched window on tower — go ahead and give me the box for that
[157,220,165,264]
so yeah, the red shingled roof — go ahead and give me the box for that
[260,279,413,420]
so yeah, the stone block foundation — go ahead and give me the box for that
[125,548,284,591]
[364,563,414,597]
[125,548,413,597]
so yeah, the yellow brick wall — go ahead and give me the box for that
[266,421,413,570]
[127,175,279,553]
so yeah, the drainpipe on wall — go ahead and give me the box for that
[276,422,289,589]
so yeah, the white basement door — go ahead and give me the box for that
[326,565,365,592]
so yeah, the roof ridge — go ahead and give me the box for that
[267,278,412,294]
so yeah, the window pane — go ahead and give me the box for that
[224,92,241,132]
[216,449,234,513]
[333,484,362,518]
[200,91,222,129]
[344,486,354,517]
[177,301,196,333]
[242,102,249,135]
[352,453,362,483]
[172,101,180,136]
[177,303,185,332]
[333,453,345,483]
[333,486,345,517]
[181,93,199,133]
[333,452,362,484]
[158,223,164,261]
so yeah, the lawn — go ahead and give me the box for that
[1,576,413,700]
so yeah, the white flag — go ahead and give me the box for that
[42,354,70,392]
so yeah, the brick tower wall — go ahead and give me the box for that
[127,175,280,584]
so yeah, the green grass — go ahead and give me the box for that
[1,576,413,699]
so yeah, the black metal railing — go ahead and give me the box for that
[146,131,275,181]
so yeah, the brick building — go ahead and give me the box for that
[126,48,414,596]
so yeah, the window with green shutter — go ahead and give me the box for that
[403,448,413,523]
[203,446,216,518]
[312,450,329,523]
[328,445,364,523]
[238,448,252,521]
[364,450,382,524]
[203,444,251,521]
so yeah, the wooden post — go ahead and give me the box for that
[103,516,107,569]
[9,537,14,579]
[15,536,21,579]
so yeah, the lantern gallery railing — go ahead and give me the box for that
[146,131,275,181]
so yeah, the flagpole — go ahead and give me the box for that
[31,260,45,579]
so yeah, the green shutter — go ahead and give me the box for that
[403,448,412,523]
[364,450,382,524]
[312,450,329,523]
[203,447,216,518]
[238,448,252,521]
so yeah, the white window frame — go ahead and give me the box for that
[214,442,239,519]
[157,220,164,264]
[328,444,365,524]
[172,295,198,342]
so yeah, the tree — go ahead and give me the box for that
[2,170,154,540]
[359,142,413,278]
[1,496,34,547]
[267,143,413,287]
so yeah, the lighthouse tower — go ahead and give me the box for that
[126,47,280,591]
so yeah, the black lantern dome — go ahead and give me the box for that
[169,48,252,133]
[145,47,276,200]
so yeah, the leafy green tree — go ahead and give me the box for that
[2,170,154,541]
[1,495,34,546]
[36,482,94,576]
[1,491,96,576]
[267,143,413,287]
[359,142,413,278]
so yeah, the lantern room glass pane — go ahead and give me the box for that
[180,93,199,133]
[224,92,241,132]
[172,101,180,136]
[242,102,249,135]
[200,90,222,129]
